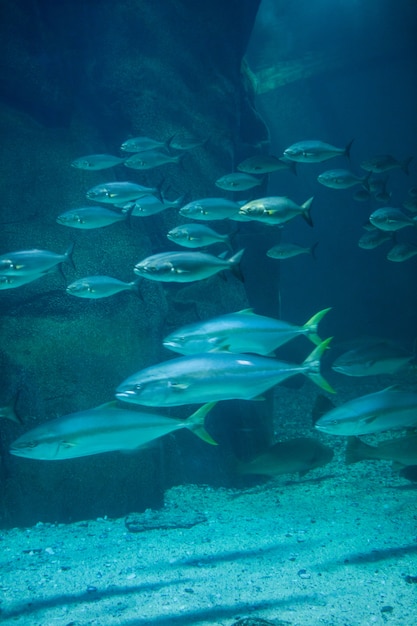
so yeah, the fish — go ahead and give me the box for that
[86,181,159,204]
[56,206,129,229]
[130,193,185,217]
[179,197,241,221]
[357,229,393,249]
[345,434,417,468]
[163,307,331,356]
[133,249,244,283]
[0,273,47,290]
[0,244,75,276]
[167,224,232,249]
[66,276,140,299]
[124,150,182,170]
[331,340,414,377]
[71,154,127,170]
[237,154,297,175]
[238,196,314,227]
[266,242,318,260]
[360,155,413,175]
[115,338,335,408]
[9,402,217,460]
[215,172,264,192]
[120,136,171,153]
[386,242,417,262]
[0,392,23,425]
[283,139,354,163]
[369,207,417,231]
[314,387,417,436]
[237,437,334,477]
[317,169,370,190]
[168,133,206,151]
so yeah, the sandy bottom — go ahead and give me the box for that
[1,380,417,626]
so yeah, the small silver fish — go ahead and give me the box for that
[317,169,370,190]
[168,133,206,151]
[360,155,413,175]
[66,276,140,299]
[131,193,184,217]
[238,196,314,227]
[120,136,170,153]
[179,198,241,221]
[215,172,264,192]
[314,388,417,436]
[86,181,158,204]
[0,273,47,290]
[167,224,232,249]
[56,206,128,229]
[357,229,393,250]
[369,207,417,231]
[0,244,74,276]
[133,249,244,283]
[386,242,417,262]
[332,340,414,376]
[283,139,354,163]
[237,155,296,175]
[71,154,126,170]
[124,150,182,170]
[267,242,318,260]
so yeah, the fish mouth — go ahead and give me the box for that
[115,390,137,399]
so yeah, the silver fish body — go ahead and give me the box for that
[369,207,417,231]
[267,242,318,260]
[163,307,331,356]
[237,155,296,175]
[360,155,413,175]
[56,206,127,229]
[116,339,334,407]
[9,402,216,460]
[133,249,244,283]
[66,276,139,299]
[283,139,353,163]
[167,224,231,249]
[0,244,74,276]
[314,388,417,436]
[317,169,370,190]
[387,242,417,262]
[179,197,240,221]
[86,181,158,204]
[124,150,182,170]
[71,154,126,170]
[332,340,413,377]
[238,196,314,227]
[0,273,46,290]
[120,136,169,153]
[357,229,393,250]
[131,194,184,217]
[215,172,263,191]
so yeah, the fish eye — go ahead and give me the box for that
[134,384,142,391]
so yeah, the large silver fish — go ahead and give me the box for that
[163,307,331,356]
[215,172,263,192]
[9,402,216,460]
[133,249,244,283]
[66,276,140,299]
[283,139,354,163]
[0,244,74,276]
[0,273,47,290]
[332,340,414,377]
[115,339,334,408]
[130,193,184,217]
[86,181,158,204]
[56,206,128,229]
[360,154,413,175]
[71,154,127,170]
[120,136,170,153]
[267,242,318,260]
[314,388,417,436]
[317,169,370,190]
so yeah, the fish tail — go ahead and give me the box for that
[302,307,331,346]
[1,390,23,425]
[303,337,336,393]
[345,436,376,465]
[185,402,218,445]
[228,248,245,282]
[344,138,354,160]
[301,197,314,227]
[64,242,76,270]
[310,241,319,260]
[401,156,413,175]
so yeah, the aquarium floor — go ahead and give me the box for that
[1,461,416,626]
